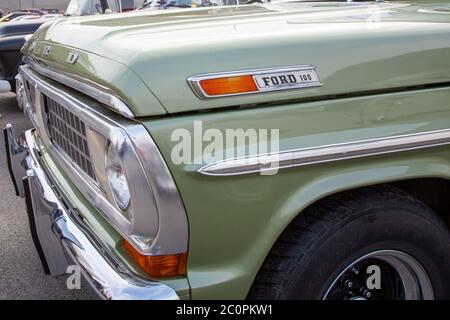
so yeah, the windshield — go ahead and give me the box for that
[65,0,121,16]
[138,0,395,9]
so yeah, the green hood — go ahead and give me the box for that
[24,1,450,116]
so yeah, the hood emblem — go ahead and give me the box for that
[42,46,52,56]
[188,65,322,99]
[67,52,79,64]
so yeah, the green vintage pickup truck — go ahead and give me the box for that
[4,0,450,300]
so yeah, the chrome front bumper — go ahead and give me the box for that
[4,125,180,300]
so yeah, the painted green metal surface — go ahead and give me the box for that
[24,1,450,116]
[34,131,191,300]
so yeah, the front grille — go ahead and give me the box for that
[44,95,96,180]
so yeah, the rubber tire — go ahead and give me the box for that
[248,185,450,300]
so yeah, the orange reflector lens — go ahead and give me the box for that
[122,239,187,278]
[199,75,258,96]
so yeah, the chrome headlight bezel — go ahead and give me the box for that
[15,74,26,110]
[19,64,188,256]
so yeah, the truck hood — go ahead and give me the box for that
[25,1,450,117]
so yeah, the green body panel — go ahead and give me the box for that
[144,86,450,298]
[22,40,166,116]
[24,1,450,116]
[22,0,450,299]
[33,118,191,299]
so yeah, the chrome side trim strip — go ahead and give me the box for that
[23,56,135,118]
[187,65,322,99]
[199,129,450,176]
[125,125,189,255]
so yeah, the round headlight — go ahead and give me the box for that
[105,143,131,211]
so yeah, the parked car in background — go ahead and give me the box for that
[7,0,450,300]
[0,12,38,23]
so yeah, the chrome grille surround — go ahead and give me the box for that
[19,63,188,256]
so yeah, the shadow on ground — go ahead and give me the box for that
[0,93,95,300]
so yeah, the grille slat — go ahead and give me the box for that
[44,95,96,181]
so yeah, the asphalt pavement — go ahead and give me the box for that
[0,92,95,299]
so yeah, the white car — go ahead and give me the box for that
[42,14,63,19]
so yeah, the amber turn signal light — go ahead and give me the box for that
[199,75,258,96]
[122,239,187,278]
